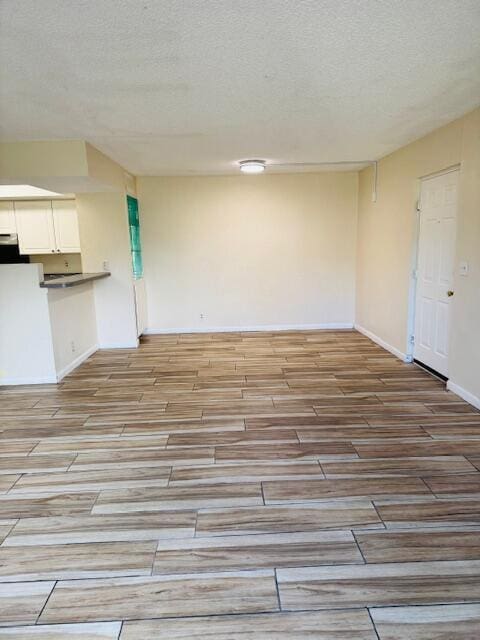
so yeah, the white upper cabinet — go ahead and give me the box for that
[0,201,16,234]
[14,201,57,254]
[52,200,81,253]
[14,200,81,255]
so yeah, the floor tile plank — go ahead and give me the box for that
[40,570,279,623]
[9,467,171,494]
[120,609,377,639]
[0,622,122,638]
[263,477,430,504]
[0,541,157,581]
[169,461,324,485]
[196,501,381,536]
[3,511,196,546]
[215,442,357,462]
[92,483,263,514]
[375,499,480,527]
[153,530,363,574]
[0,493,97,519]
[370,603,480,640]
[278,560,480,609]
[322,457,476,477]
[356,528,480,562]
[0,582,54,627]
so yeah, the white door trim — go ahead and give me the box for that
[419,163,461,181]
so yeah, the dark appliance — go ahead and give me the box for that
[0,234,30,264]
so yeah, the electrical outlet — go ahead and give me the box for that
[70,341,76,353]
[102,260,110,272]
[64,259,69,269]
[200,313,205,320]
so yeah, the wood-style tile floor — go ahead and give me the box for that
[1,329,480,638]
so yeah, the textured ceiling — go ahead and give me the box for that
[1,0,479,175]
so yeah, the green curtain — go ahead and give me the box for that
[127,195,143,279]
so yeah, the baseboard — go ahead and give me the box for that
[447,380,480,410]
[144,322,354,335]
[354,323,409,362]
[0,374,58,386]
[97,341,139,349]
[55,344,99,382]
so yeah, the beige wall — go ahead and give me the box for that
[48,284,98,378]
[137,173,358,332]
[0,140,131,193]
[30,253,83,274]
[76,192,138,348]
[356,107,480,403]
[450,108,480,402]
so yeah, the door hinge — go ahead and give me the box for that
[409,335,415,345]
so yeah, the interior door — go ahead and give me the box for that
[52,200,81,253]
[14,201,56,254]
[414,170,458,376]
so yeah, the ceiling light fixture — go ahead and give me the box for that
[239,160,266,174]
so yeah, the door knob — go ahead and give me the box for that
[447,290,454,297]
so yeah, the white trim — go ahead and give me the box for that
[144,322,353,335]
[55,344,98,382]
[97,340,139,349]
[419,163,461,182]
[354,323,409,362]
[0,375,58,386]
[447,380,480,411]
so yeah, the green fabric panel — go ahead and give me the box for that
[131,250,143,279]
[126,195,143,279]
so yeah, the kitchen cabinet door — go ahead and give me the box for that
[14,201,56,254]
[0,201,16,234]
[52,200,81,253]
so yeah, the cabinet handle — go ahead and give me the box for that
[51,249,55,253]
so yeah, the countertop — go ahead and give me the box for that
[40,272,111,289]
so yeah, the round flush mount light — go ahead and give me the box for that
[239,160,266,174]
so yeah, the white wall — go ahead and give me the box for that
[0,264,56,384]
[137,173,358,332]
[48,284,98,379]
[0,264,99,385]
[76,192,138,348]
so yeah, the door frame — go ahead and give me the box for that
[405,164,460,367]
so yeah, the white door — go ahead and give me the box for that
[52,200,81,253]
[414,170,458,376]
[14,201,56,254]
[0,201,16,234]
